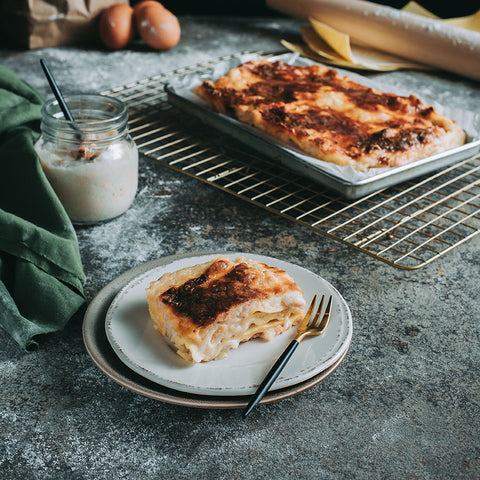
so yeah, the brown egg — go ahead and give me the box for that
[136,4,181,50]
[99,4,135,50]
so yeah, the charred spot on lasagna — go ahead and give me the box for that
[160,262,266,328]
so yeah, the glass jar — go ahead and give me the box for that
[35,94,138,224]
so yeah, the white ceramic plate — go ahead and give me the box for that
[105,252,352,396]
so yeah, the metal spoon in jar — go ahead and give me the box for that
[40,58,83,141]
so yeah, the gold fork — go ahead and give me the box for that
[242,294,333,418]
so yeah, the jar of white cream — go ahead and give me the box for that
[35,94,138,224]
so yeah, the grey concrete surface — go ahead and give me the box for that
[1,16,479,480]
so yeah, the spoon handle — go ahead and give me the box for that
[40,59,75,123]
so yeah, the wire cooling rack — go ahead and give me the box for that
[102,51,480,270]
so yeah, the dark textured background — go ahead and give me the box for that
[142,0,478,18]
[0,14,479,480]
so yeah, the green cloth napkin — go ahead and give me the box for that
[0,64,85,351]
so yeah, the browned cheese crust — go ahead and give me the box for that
[194,60,466,171]
[146,256,306,362]
[160,258,298,330]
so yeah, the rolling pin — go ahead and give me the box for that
[267,0,480,81]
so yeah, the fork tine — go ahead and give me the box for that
[317,295,333,333]
[304,294,317,320]
[307,294,317,312]
[299,294,317,327]
[310,295,325,328]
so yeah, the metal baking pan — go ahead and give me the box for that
[166,85,480,199]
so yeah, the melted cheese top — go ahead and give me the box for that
[160,257,302,329]
[195,60,465,170]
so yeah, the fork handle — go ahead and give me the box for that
[242,339,299,418]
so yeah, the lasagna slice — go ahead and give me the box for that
[194,60,465,171]
[146,256,306,363]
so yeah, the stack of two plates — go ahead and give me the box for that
[83,252,353,409]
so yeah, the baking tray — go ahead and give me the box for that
[165,54,480,199]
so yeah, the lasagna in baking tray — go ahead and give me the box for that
[194,59,466,172]
[146,256,306,363]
